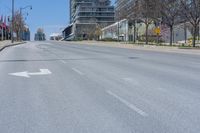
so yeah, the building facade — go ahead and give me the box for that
[115,0,136,20]
[63,0,115,40]
[34,32,46,41]
[21,25,30,41]
[103,0,192,43]
[101,19,129,41]
[102,19,192,43]
[50,33,63,41]
[113,0,138,41]
[22,30,30,41]
[0,24,10,41]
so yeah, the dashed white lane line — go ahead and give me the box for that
[123,78,133,82]
[72,68,84,75]
[122,78,139,86]
[106,90,148,117]
[60,60,66,64]
[156,88,166,91]
[193,62,200,65]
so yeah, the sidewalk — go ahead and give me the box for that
[0,40,25,52]
[58,41,200,55]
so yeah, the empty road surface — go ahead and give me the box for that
[0,41,200,133]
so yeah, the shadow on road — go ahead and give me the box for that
[0,57,139,63]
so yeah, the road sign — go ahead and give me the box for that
[154,27,161,35]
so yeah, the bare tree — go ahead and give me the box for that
[94,24,102,40]
[160,0,181,46]
[180,0,200,47]
[115,0,130,41]
[125,0,140,43]
[134,0,159,44]
[13,11,25,41]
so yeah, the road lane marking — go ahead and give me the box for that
[123,78,133,82]
[9,69,52,78]
[122,78,139,86]
[106,90,148,117]
[72,68,84,75]
[156,88,166,91]
[193,62,200,65]
[60,60,66,64]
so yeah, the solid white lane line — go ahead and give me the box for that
[106,90,148,117]
[72,68,84,75]
[60,60,66,64]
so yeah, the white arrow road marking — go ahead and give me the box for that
[9,69,52,78]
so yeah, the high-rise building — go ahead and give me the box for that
[115,0,137,21]
[63,0,115,40]
[110,0,138,42]
[34,28,46,41]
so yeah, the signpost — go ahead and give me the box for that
[154,27,161,44]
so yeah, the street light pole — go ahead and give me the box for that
[118,20,119,41]
[20,8,22,41]
[198,21,200,43]
[19,5,32,41]
[11,0,14,43]
[133,20,136,43]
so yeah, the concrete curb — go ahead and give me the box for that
[59,41,200,55]
[0,42,26,52]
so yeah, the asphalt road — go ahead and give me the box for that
[0,41,200,133]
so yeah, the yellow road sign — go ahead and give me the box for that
[154,27,161,35]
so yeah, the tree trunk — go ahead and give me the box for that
[184,23,187,44]
[145,24,149,45]
[16,32,19,41]
[133,22,136,43]
[198,25,200,42]
[170,25,173,46]
[192,24,197,47]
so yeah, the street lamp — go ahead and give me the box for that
[117,13,120,42]
[20,5,32,41]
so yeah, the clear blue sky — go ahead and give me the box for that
[0,0,115,40]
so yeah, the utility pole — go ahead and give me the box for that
[117,9,120,42]
[11,0,14,43]
[198,21,200,43]
[19,5,32,41]
[1,22,3,41]
[20,8,22,41]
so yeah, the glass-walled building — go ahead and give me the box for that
[101,19,129,41]
[115,0,136,20]
[63,0,115,40]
